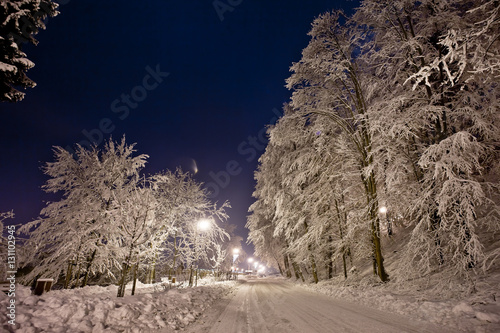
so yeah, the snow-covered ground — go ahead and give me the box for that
[2,274,499,332]
[293,225,500,333]
[186,276,452,333]
[298,277,500,333]
[0,278,237,333]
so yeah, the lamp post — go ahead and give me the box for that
[232,248,240,279]
[193,219,211,287]
[247,257,253,272]
[232,248,240,266]
[379,206,392,235]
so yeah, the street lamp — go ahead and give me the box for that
[247,257,253,272]
[232,248,240,268]
[378,206,392,235]
[193,219,211,286]
[232,248,240,279]
[198,219,211,231]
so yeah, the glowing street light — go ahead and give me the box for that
[378,206,392,235]
[197,219,211,231]
[193,219,211,287]
[232,248,240,264]
[247,257,253,271]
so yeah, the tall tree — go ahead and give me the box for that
[115,184,159,297]
[286,11,389,281]
[354,0,500,283]
[19,137,148,286]
[149,169,230,286]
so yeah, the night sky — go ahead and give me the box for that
[0,0,358,256]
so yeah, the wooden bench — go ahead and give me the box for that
[33,278,54,296]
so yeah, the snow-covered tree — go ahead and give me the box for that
[115,184,159,297]
[19,137,148,286]
[285,11,389,281]
[249,102,375,283]
[354,0,500,285]
[0,0,58,102]
[248,0,500,290]
[149,169,230,286]
[17,136,232,294]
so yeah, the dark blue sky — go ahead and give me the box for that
[0,0,358,255]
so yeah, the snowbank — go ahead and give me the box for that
[299,277,500,333]
[0,278,237,333]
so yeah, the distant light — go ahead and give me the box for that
[379,206,387,214]
[248,257,254,263]
[233,248,240,255]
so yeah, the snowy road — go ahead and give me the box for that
[185,277,452,333]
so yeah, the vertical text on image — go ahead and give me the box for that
[6,225,17,325]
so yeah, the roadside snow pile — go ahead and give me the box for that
[299,278,500,333]
[0,279,237,333]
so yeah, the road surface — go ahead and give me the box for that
[185,277,452,333]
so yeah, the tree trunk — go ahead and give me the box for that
[342,253,347,279]
[327,238,334,279]
[309,254,318,283]
[117,262,129,297]
[117,245,135,297]
[131,258,139,296]
[364,171,389,282]
[188,265,194,287]
[431,209,445,265]
[283,254,292,278]
[303,221,319,283]
[172,233,178,280]
[147,247,157,284]
[64,261,74,289]
[151,263,156,283]
[291,259,304,282]
[82,249,97,287]
[334,199,348,280]
[74,263,82,288]
[372,216,388,281]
